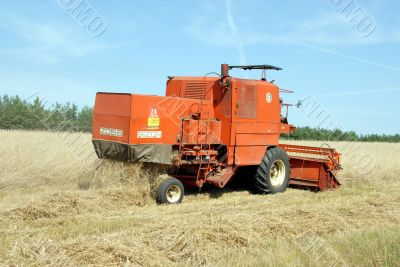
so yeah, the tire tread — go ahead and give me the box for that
[253,147,290,194]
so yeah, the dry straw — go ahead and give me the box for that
[1,130,399,266]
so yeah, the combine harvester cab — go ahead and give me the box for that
[92,64,342,204]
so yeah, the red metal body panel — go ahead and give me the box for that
[235,146,267,165]
[93,77,286,154]
[288,157,339,190]
[92,93,131,143]
[181,119,221,144]
[279,144,341,190]
[92,65,340,191]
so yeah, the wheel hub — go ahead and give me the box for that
[166,185,181,203]
[270,160,286,187]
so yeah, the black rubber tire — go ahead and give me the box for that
[156,177,184,204]
[253,147,290,194]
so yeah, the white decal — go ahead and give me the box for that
[266,92,273,103]
[137,131,162,139]
[100,127,123,137]
[150,108,158,117]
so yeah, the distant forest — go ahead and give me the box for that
[0,94,92,132]
[1,94,399,142]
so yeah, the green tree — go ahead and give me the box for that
[77,106,93,132]
[0,94,398,139]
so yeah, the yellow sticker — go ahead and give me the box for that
[147,117,160,128]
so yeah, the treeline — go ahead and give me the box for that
[0,94,399,142]
[0,94,93,132]
[283,126,400,143]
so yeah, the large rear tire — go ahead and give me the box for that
[253,147,290,194]
[156,177,184,204]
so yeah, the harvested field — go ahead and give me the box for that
[0,130,399,266]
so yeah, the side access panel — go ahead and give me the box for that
[92,93,131,143]
[181,119,221,144]
[230,79,281,166]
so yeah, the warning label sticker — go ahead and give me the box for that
[147,108,160,128]
[147,117,160,128]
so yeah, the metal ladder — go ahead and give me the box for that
[196,120,212,185]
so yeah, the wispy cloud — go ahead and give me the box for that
[184,2,400,72]
[314,88,400,98]
[281,12,400,46]
[225,0,246,65]
[0,11,127,64]
[185,3,400,47]
[327,108,400,117]
[184,10,236,46]
[184,2,261,48]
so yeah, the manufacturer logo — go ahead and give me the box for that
[266,92,273,103]
[100,127,123,137]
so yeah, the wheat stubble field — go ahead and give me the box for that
[0,130,399,266]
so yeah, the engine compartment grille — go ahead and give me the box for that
[184,82,207,100]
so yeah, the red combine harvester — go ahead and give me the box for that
[92,64,341,204]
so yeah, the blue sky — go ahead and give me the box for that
[0,0,399,134]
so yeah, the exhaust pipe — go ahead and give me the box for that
[221,64,229,78]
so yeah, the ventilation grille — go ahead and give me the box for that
[184,82,207,100]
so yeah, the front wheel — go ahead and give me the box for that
[156,177,184,204]
[253,147,290,194]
